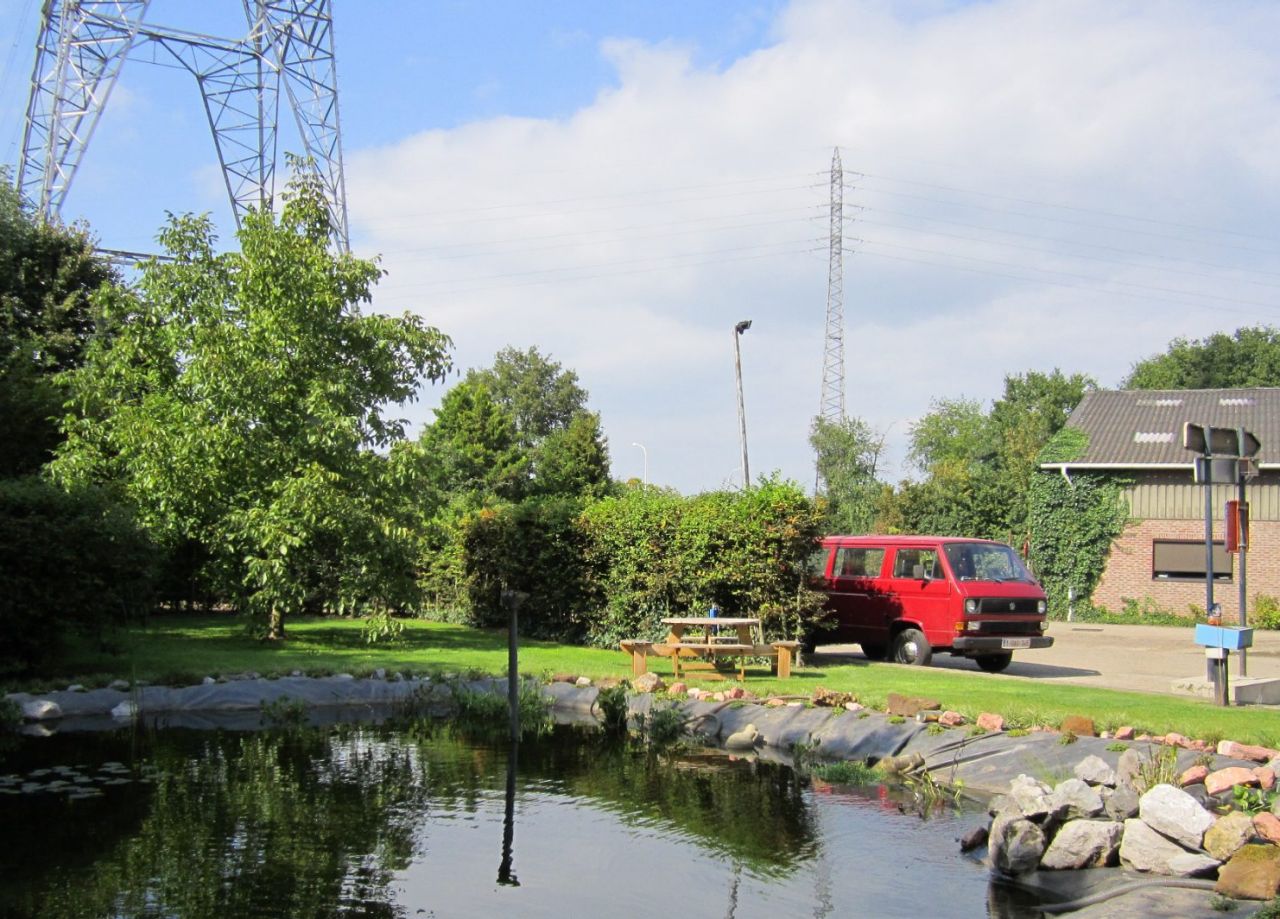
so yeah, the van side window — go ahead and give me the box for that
[893,548,939,579]
[835,547,885,578]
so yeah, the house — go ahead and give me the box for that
[1039,388,1280,619]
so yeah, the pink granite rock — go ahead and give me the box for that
[1254,813,1280,846]
[1206,766,1262,797]
[668,682,688,695]
[1179,765,1209,788]
[940,711,965,727]
[1255,767,1276,792]
[1114,726,1135,740]
[977,712,1005,732]
[1219,740,1280,764]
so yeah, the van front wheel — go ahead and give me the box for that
[975,653,1012,673]
[891,628,932,666]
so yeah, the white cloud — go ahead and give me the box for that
[347,0,1280,493]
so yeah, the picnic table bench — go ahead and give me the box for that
[619,617,800,681]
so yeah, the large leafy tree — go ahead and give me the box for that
[809,415,885,534]
[466,345,589,448]
[0,178,117,476]
[1124,326,1280,389]
[52,168,452,638]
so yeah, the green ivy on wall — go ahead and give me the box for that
[1028,428,1132,615]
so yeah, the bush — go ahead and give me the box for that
[1254,595,1280,630]
[0,477,159,674]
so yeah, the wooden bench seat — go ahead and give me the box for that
[618,638,800,681]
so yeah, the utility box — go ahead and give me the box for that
[1194,624,1254,651]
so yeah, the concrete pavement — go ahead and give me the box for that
[814,622,1280,698]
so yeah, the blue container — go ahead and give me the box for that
[1194,624,1255,650]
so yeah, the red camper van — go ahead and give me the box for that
[808,535,1053,672]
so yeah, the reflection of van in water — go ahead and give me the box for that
[807,535,1053,672]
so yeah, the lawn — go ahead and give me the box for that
[16,614,1280,748]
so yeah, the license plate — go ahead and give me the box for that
[1001,638,1031,649]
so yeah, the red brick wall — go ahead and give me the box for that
[1092,517,1280,620]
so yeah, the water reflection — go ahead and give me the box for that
[0,719,1043,918]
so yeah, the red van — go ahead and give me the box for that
[807,535,1053,672]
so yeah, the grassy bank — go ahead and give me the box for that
[12,614,1280,748]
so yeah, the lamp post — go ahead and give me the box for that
[733,320,752,489]
[631,442,647,487]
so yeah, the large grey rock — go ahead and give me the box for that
[1138,783,1215,851]
[20,699,62,721]
[1040,819,1123,870]
[1050,778,1105,819]
[1104,784,1140,820]
[1116,748,1145,789]
[110,700,138,719]
[1074,754,1118,788]
[1120,819,1220,877]
[989,814,1047,875]
[1008,774,1065,826]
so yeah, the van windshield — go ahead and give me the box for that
[943,543,1034,583]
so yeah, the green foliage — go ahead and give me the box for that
[1106,742,1129,752]
[1209,893,1239,912]
[451,683,552,739]
[1253,595,1280,630]
[0,476,158,674]
[1125,326,1280,389]
[51,165,451,638]
[1058,732,1078,746]
[637,704,689,750]
[259,696,307,727]
[0,696,18,728]
[466,345,589,449]
[810,760,879,785]
[1029,428,1131,611]
[810,414,884,533]
[888,715,906,724]
[580,477,825,647]
[1133,745,1179,794]
[1232,785,1278,816]
[595,683,630,736]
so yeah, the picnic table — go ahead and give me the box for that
[619,616,799,681]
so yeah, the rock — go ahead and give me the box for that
[1164,732,1191,749]
[333,673,354,681]
[1206,766,1260,797]
[724,723,760,751]
[726,687,749,700]
[574,676,592,688]
[711,692,726,702]
[1178,765,1209,787]
[940,710,965,726]
[631,672,664,693]
[885,693,940,718]
[845,702,864,712]
[1219,740,1279,764]
[66,684,85,692]
[1216,845,1280,900]
[110,700,138,719]
[988,815,1047,875]
[1060,715,1096,737]
[1114,726,1135,740]
[1256,767,1276,792]
[202,676,217,685]
[1120,819,1220,876]
[1139,784,1215,850]
[1050,778,1105,819]
[959,821,990,853]
[765,697,787,707]
[373,668,386,680]
[1104,785,1140,821]
[668,682,688,695]
[20,700,62,721]
[1115,749,1145,789]
[976,712,1005,732]
[108,679,130,691]
[550,673,575,683]
[812,687,856,707]
[1074,755,1117,788]
[1254,812,1280,845]
[596,677,623,690]
[878,752,925,774]
[1204,811,1256,861]
[1007,775,1065,827]
[1040,819,1123,870]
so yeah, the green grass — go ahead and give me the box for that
[10,613,1280,747]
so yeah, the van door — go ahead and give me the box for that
[828,544,888,644]
[886,546,951,646]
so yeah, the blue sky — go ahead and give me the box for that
[4,0,1280,493]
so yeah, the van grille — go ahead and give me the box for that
[974,598,1042,615]
[969,620,1042,635]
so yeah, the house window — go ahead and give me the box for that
[1152,540,1232,581]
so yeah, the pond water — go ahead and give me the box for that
[0,715,1046,918]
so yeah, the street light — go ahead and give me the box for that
[631,442,648,486]
[733,320,752,489]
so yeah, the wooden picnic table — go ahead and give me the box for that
[618,616,798,681]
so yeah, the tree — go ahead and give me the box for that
[809,415,884,534]
[52,167,452,639]
[531,411,612,499]
[465,345,588,448]
[0,178,117,476]
[1124,326,1280,389]
[411,381,528,506]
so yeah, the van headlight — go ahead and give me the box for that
[965,599,978,614]
[1037,600,1047,615]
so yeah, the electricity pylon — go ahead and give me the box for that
[818,146,845,424]
[18,0,349,250]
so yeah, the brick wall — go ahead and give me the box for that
[1092,517,1280,619]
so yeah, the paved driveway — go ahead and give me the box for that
[813,622,1280,697]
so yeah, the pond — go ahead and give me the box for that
[0,714,1046,918]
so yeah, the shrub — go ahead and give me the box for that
[0,477,159,675]
[1254,595,1280,630]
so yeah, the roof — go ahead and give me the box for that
[822,535,1008,546]
[1054,388,1280,466]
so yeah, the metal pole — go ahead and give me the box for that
[1239,470,1249,677]
[631,442,647,487]
[1203,452,1217,688]
[734,320,751,489]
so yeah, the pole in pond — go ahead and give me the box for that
[501,589,528,741]
[497,735,520,886]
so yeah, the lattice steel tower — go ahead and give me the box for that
[18,0,349,250]
[818,146,845,423]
